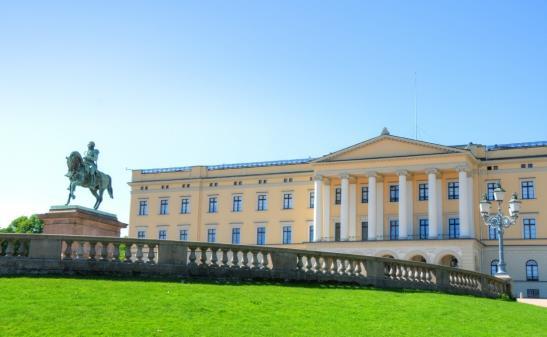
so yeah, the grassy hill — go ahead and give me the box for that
[0,277,544,337]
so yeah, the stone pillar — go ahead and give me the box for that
[349,183,357,241]
[437,177,443,237]
[397,170,409,239]
[340,173,350,241]
[467,174,474,238]
[367,173,377,240]
[457,166,470,237]
[313,175,323,242]
[322,178,331,241]
[427,168,439,239]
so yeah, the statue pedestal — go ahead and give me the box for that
[38,205,127,237]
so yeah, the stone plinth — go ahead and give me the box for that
[38,205,127,237]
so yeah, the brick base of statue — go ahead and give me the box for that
[38,205,127,237]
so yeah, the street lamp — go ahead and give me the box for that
[480,186,521,280]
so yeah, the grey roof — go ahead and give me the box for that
[486,141,547,151]
[140,158,314,174]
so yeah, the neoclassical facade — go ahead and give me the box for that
[129,129,547,298]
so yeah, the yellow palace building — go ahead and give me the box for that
[129,128,547,298]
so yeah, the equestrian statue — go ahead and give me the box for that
[65,141,113,210]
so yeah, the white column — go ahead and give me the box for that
[322,178,331,241]
[467,175,474,238]
[457,166,470,237]
[376,179,384,239]
[349,183,357,241]
[313,175,323,242]
[407,179,413,238]
[436,177,443,237]
[427,169,439,239]
[340,173,350,241]
[367,173,377,240]
[397,170,408,239]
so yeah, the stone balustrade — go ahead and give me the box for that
[0,233,511,299]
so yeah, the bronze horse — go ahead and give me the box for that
[65,151,113,210]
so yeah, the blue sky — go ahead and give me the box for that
[1,1,546,228]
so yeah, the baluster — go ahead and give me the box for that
[211,248,219,267]
[63,241,73,260]
[136,243,144,263]
[242,250,249,269]
[199,247,208,266]
[112,243,120,262]
[261,251,270,270]
[124,243,133,263]
[77,241,85,260]
[314,256,322,274]
[305,255,313,273]
[147,244,156,264]
[188,246,197,268]
[251,251,259,269]
[354,260,362,277]
[89,241,97,260]
[231,249,239,268]
[221,249,229,268]
[346,260,353,276]
[296,254,304,271]
[13,240,23,256]
[100,242,108,261]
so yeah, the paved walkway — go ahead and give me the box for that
[517,298,547,308]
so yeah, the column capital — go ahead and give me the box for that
[455,165,470,173]
[396,169,410,177]
[339,173,351,180]
[366,171,380,178]
[425,168,440,176]
[313,174,324,182]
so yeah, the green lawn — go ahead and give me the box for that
[0,277,545,337]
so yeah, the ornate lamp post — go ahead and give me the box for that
[479,186,522,280]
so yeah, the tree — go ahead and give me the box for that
[1,215,44,234]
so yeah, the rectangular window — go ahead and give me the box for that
[137,230,146,239]
[488,226,498,240]
[449,218,460,239]
[335,188,341,205]
[207,228,216,243]
[486,182,498,201]
[361,186,369,203]
[160,199,169,215]
[232,195,242,212]
[309,224,314,242]
[448,182,459,200]
[419,219,429,239]
[282,226,292,244]
[390,185,399,202]
[283,193,293,209]
[523,218,536,239]
[521,181,535,199]
[389,220,399,240]
[180,198,190,214]
[527,289,540,298]
[257,194,268,211]
[138,200,148,216]
[158,229,167,240]
[232,228,241,244]
[361,221,368,241]
[309,191,315,208]
[418,183,428,201]
[208,197,218,213]
[179,229,188,241]
[256,227,266,245]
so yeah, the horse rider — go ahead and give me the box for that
[84,141,99,187]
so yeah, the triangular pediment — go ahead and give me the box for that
[314,134,465,162]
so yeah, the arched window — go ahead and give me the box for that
[490,259,499,276]
[526,260,539,281]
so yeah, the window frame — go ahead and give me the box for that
[282,192,294,210]
[389,185,399,203]
[335,187,341,205]
[231,227,241,244]
[526,260,539,281]
[180,198,190,214]
[256,226,266,245]
[523,218,537,240]
[208,196,218,213]
[179,229,189,241]
[419,218,429,239]
[207,228,216,243]
[158,229,167,240]
[361,186,369,204]
[521,180,536,200]
[418,183,428,201]
[138,200,148,216]
[257,194,268,211]
[282,225,292,244]
[448,218,460,239]
[389,219,399,240]
[232,195,243,212]
[159,199,169,215]
[309,191,315,209]
[447,182,459,200]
